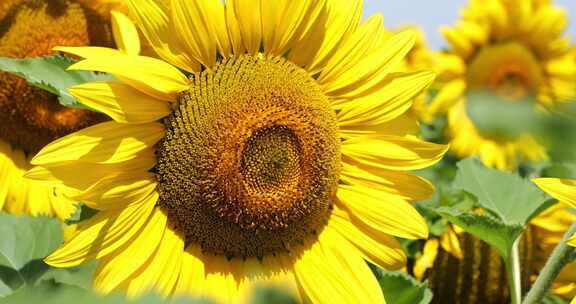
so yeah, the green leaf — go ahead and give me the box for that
[435,207,523,259]
[0,213,62,271]
[0,279,11,297]
[38,262,97,290]
[0,55,112,109]
[453,158,550,225]
[373,269,432,304]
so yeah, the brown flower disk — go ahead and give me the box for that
[0,0,112,154]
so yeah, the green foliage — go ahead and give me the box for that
[0,55,112,109]
[453,158,552,225]
[0,214,62,270]
[0,213,63,295]
[435,207,523,259]
[373,269,432,304]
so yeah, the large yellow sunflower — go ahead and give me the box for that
[26,0,448,302]
[429,0,576,170]
[0,0,127,219]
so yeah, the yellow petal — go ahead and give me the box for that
[337,112,420,138]
[440,225,463,259]
[428,79,466,115]
[262,0,325,57]
[230,0,262,54]
[413,239,439,280]
[53,46,124,59]
[25,157,155,191]
[94,208,168,294]
[294,225,385,303]
[342,135,449,171]
[533,178,576,208]
[171,0,227,67]
[111,10,141,56]
[31,122,164,165]
[125,224,184,298]
[330,207,407,270]
[441,26,473,59]
[69,55,189,101]
[75,173,157,210]
[317,14,386,88]
[568,233,576,247]
[69,82,171,124]
[45,192,158,267]
[224,1,245,55]
[337,71,435,127]
[125,0,199,72]
[337,184,429,239]
[340,163,434,201]
[289,0,362,74]
[320,30,416,98]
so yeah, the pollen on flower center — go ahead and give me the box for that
[466,42,542,101]
[155,55,341,258]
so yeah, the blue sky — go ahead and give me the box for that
[363,0,576,49]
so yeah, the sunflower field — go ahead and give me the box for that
[0,0,576,303]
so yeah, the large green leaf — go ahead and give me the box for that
[453,158,551,225]
[0,55,112,109]
[0,213,63,296]
[435,207,523,259]
[373,269,432,304]
[0,214,62,271]
[0,279,11,297]
[38,262,97,290]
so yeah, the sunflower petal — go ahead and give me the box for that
[229,0,262,54]
[289,0,362,74]
[320,30,416,98]
[75,173,157,210]
[53,46,123,59]
[340,163,434,201]
[125,224,184,298]
[25,157,156,191]
[69,82,171,124]
[68,55,189,101]
[342,135,449,171]
[45,192,158,267]
[533,178,576,208]
[111,10,140,56]
[93,208,168,294]
[261,0,325,56]
[337,184,429,239]
[125,0,199,72]
[318,14,386,86]
[294,226,385,303]
[330,207,407,270]
[337,71,435,127]
[31,122,164,165]
[171,0,227,67]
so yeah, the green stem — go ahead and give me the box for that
[522,222,576,304]
[506,237,522,304]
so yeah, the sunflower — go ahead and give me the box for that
[428,0,576,170]
[0,0,127,219]
[413,204,576,303]
[26,0,448,302]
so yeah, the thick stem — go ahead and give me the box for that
[522,222,576,304]
[506,237,522,304]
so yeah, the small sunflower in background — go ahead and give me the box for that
[26,0,448,302]
[413,205,576,303]
[0,0,127,219]
[429,0,576,170]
